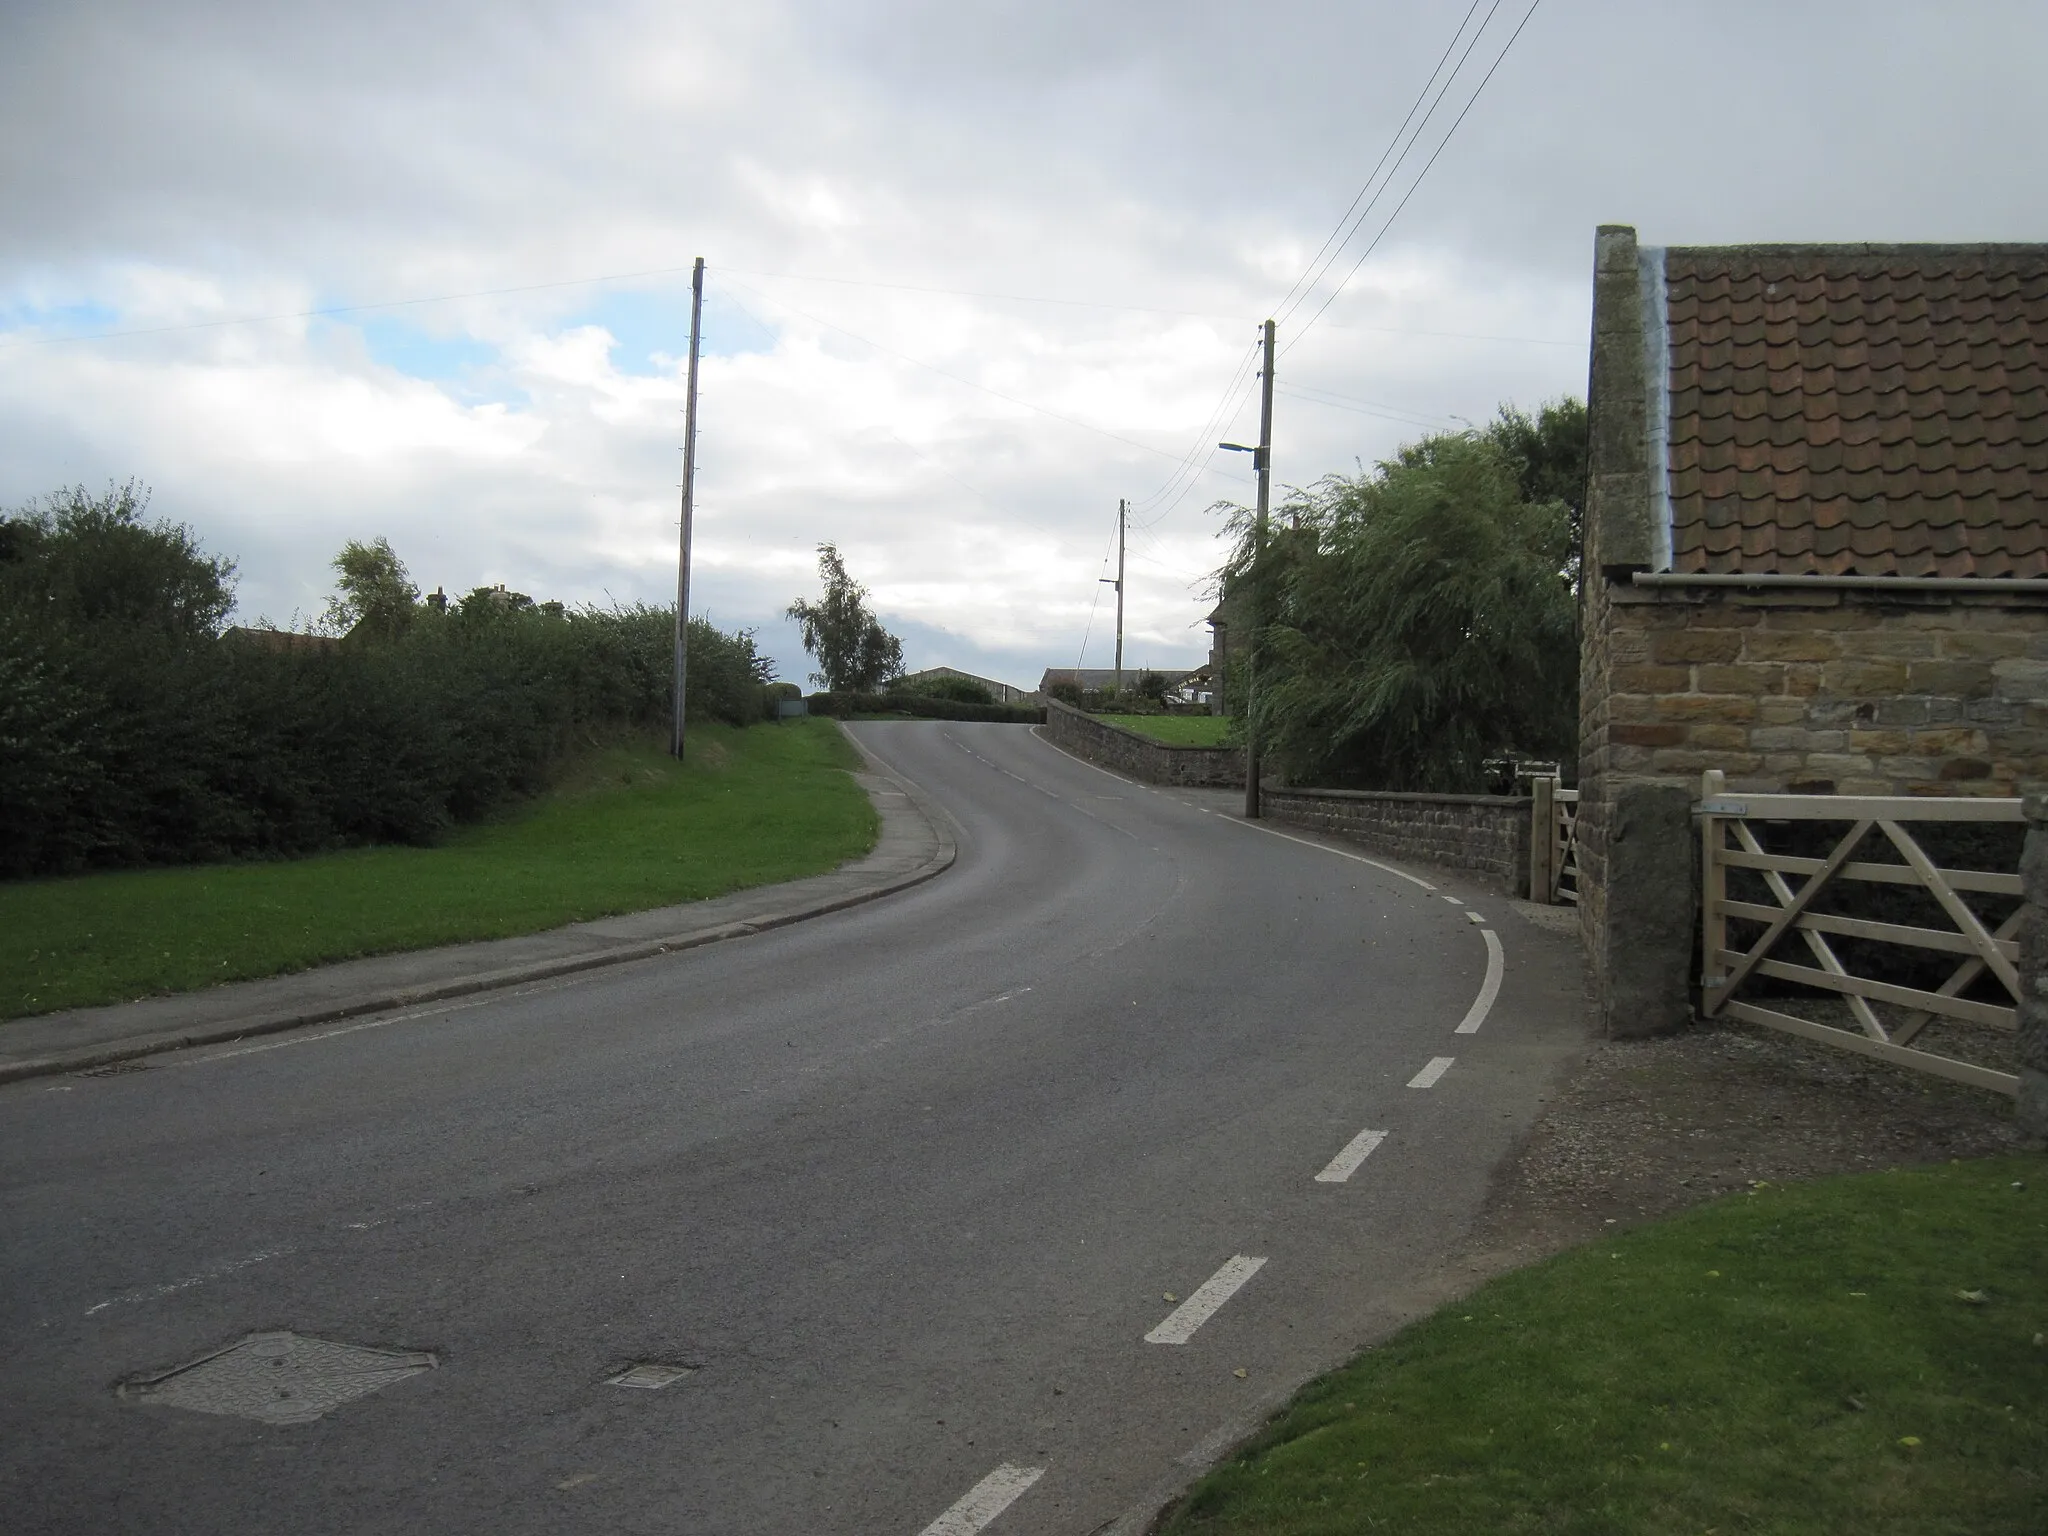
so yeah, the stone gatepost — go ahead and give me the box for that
[1591,781,1697,1038]
[2020,792,2048,1144]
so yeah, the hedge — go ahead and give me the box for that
[805,692,1043,724]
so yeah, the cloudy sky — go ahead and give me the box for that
[4,1,2044,687]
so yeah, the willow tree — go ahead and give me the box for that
[786,542,903,693]
[1217,428,1578,791]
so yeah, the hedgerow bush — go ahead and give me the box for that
[0,484,776,877]
[806,691,1041,724]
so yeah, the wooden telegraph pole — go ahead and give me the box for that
[1099,498,1126,696]
[1242,319,1275,818]
[671,257,704,760]
[1114,498,1126,696]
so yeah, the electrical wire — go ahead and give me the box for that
[1274,383,1460,431]
[1268,0,1493,329]
[1286,0,1545,354]
[1073,505,1123,671]
[1124,337,1263,515]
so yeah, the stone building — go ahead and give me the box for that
[1578,226,2048,1034]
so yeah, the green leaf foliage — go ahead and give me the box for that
[0,499,778,878]
[1222,423,1579,791]
[786,542,905,692]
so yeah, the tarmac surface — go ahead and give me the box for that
[0,720,1589,1535]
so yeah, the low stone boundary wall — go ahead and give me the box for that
[1041,698,1244,787]
[1263,786,1533,896]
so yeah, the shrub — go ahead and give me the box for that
[0,491,778,877]
[807,692,1041,724]
[893,674,997,706]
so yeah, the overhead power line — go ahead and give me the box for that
[1269,0,1495,329]
[1287,0,1546,353]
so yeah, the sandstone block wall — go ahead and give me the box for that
[1041,699,1245,787]
[1576,581,2048,1036]
[1261,786,1532,895]
[1598,589,2048,796]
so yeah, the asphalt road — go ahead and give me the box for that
[1,722,1586,1535]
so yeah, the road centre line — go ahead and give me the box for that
[917,1464,1045,1536]
[1407,1056,1455,1089]
[1466,910,1487,924]
[1314,1127,1388,1183]
[1441,895,1463,905]
[1145,1255,1268,1344]
[1455,930,1505,1034]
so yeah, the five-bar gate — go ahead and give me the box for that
[1696,769,2023,1095]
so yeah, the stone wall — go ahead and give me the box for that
[1261,786,1532,896]
[1041,698,1245,787]
[2021,791,2048,1144]
[1598,587,2048,796]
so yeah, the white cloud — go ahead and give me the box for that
[6,0,2047,687]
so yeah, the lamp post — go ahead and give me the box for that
[1219,318,1275,817]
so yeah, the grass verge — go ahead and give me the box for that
[1099,713,1237,747]
[1164,1154,2048,1535]
[2,720,877,1019]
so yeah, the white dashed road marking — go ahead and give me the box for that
[1407,1056,1455,1089]
[917,1464,1045,1536]
[1455,929,1505,1034]
[1465,910,1487,924]
[1441,895,1463,906]
[1145,1255,1267,1344]
[1314,1127,1388,1183]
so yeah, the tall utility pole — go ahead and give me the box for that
[1242,318,1276,819]
[670,257,704,760]
[1099,498,1125,696]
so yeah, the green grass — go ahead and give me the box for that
[1098,713,1237,746]
[1,720,877,1019]
[1166,1155,2048,1535]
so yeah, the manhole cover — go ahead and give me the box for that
[607,1362,695,1389]
[120,1331,436,1425]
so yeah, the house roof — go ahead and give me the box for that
[1039,667,1195,691]
[897,665,1034,698]
[1661,244,2048,578]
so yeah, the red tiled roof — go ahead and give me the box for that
[1664,246,2048,577]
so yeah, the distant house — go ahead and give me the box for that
[220,626,339,654]
[1038,666,1196,701]
[895,666,1038,704]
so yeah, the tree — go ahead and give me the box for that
[1484,398,1587,577]
[0,481,236,640]
[324,537,419,640]
[1218,429,1578,792]
[786,543,904,692]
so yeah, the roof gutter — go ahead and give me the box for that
[1630,571,2048,594]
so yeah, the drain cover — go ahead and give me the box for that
[121,1331,436,1425]
[607,1362,695,1389]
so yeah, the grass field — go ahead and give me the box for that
[1166,1155,2048,1535]
[1098,713,1236,746]
[1,720,877,1020]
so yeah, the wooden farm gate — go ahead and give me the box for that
[1696,769,2023,1095]
[1529,777,1579,905]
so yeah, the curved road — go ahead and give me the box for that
[1,721,1585,1535]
